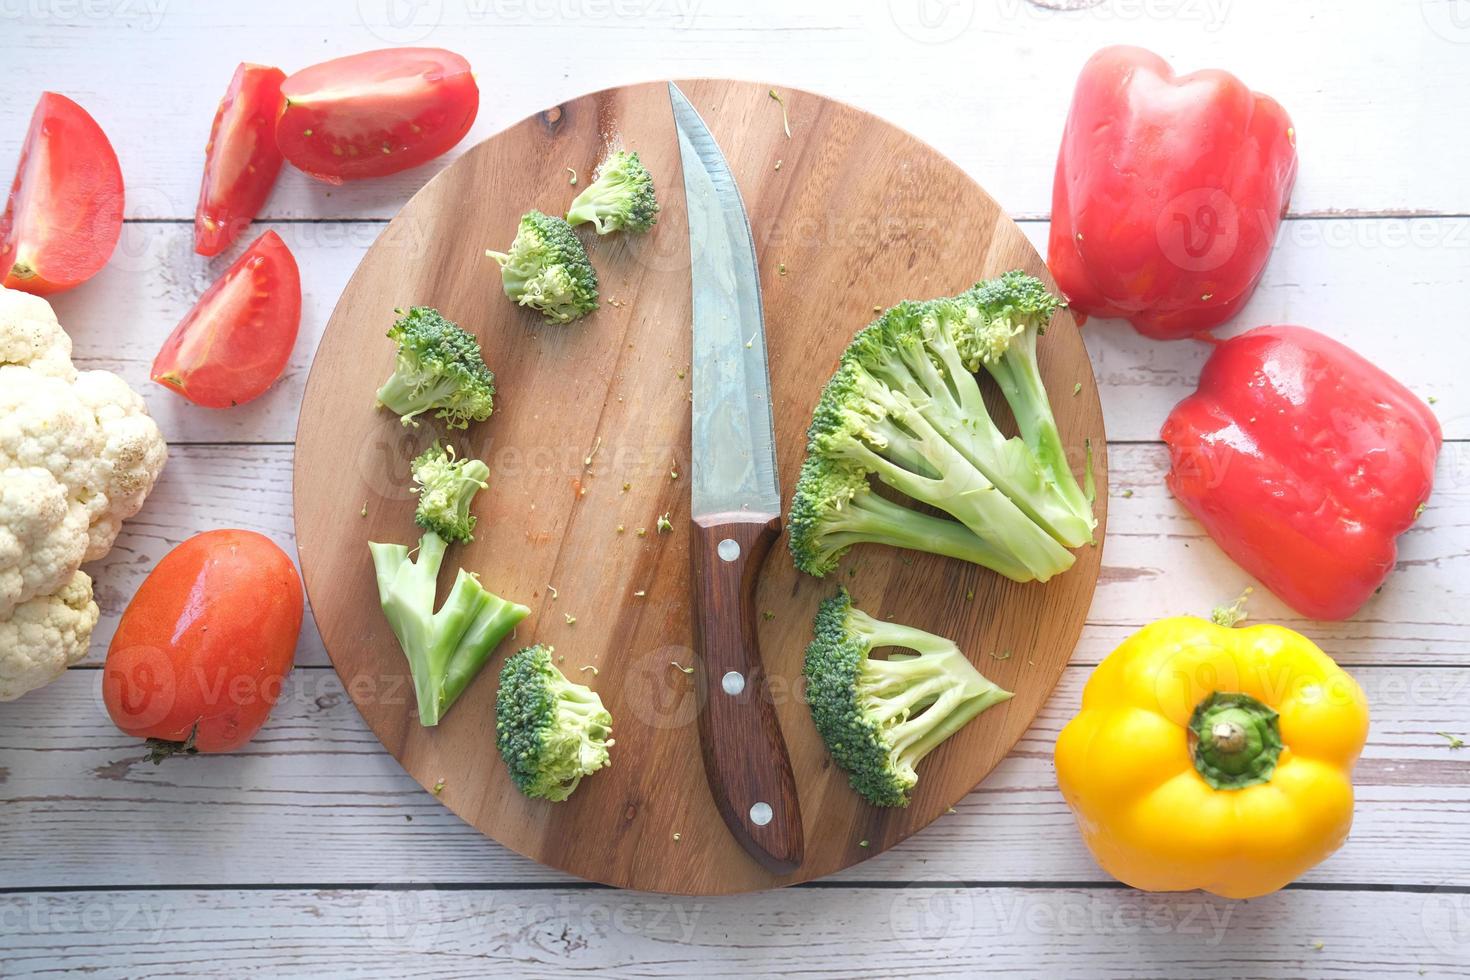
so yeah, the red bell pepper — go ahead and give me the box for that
[1048,46,1298,340]
[1162,326,1441,620]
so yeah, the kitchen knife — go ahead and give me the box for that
[669,81,804,875]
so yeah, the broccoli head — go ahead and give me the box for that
[803,588,1011,807]
[788,272,1095,582]
[566,150,659,235]
[486,210,598,324]
[412,442,490,544]
[375,306,496,430]
[496,644,614,801]
[370,447,528,727]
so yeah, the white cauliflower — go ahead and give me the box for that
[0,570,100,701]
[0,286,167,698]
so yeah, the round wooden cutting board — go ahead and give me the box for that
[294,80,1108,894]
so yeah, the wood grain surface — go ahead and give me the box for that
[292,79,1107,893]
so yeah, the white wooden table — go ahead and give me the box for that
[4,1,1468,975]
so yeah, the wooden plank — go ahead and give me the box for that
[80,442,1470,670]
[46,216,1470,446]
[3,0,1468,219]
[1,885,1465,978]
[3,665,1465,889]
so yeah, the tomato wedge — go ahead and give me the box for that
[275,47,478,183]
[152,230,301,408]
[195,63,287,257]
[1,92,124,295]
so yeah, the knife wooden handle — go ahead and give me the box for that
[689,511,804,875]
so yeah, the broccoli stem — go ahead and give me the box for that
[369,532,529,727]
[984,333,1094,536]
[376,371,464,426]
[839,381,1075,582]
[822,488,1035,582]
[872,325,1093,549]
[847,608,1010,764]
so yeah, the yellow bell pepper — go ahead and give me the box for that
[1054,613,1369,899]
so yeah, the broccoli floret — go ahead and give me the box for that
[375,306,496,430]
[370,449,528,727]
[412,442,489,544]
[789,273,1095,582]
[803,588,1011,807]
[486,210,598,324]
[565,150,659,235]
[496,644,614,801]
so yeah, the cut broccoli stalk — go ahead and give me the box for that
[486,210,598,324]
[370,444,527,727]
[565,150,659,235]
[787,457,1032,580]
[803,588,1011,807]
[370,535,529,727]
[789,272,1095,582]
[375,306,496,430]
[496,644,614,801]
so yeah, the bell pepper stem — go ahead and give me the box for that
[1189,692,1282,790]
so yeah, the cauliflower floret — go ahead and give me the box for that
[0,467,90,618]
[0,570,100,701]
[0,286,76,380]
[0,287,169,700]
[0,364,167,563]
[72,370,169,558]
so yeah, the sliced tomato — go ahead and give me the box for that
[194,63,287,257]
[275,47,478,183]
[1,93,124,295]
[152,230,301,408]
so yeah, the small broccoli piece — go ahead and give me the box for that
[804,588,1011,807]
[496,644,614,801]
[375,306,496,429]
[370,449,529,727]
[789,273,1095,582]
[486,210,598,323]
[411,442,490,544]
[565,150,659,235]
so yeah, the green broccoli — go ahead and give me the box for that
[375,306,496,429]
[496,644,614,801]
[411,442,488,544]
[803,588,1011,807]
[787,456,1032,580]
[486,210,598,324]
[565,150,659,235]
[788,271,1094,582]
[370,445,529,727]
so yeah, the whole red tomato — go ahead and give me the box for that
[103,530,303,758]
[194,63,287,257]
[151,229,301,408]
[275,47,478,183]
[1,92,125,295]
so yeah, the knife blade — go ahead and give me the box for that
[670,81,804,875]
